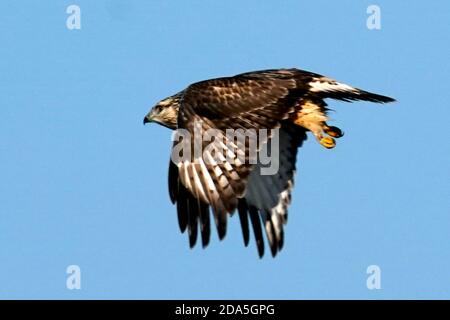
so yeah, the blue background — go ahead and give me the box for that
[0,0,448,299]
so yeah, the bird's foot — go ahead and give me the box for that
[319,136,336,149]
[316,124,343,149]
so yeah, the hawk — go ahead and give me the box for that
[143,68,394,257]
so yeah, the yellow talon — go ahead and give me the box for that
[320,137,336,149]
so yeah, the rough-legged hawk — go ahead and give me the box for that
[143,68,394,257]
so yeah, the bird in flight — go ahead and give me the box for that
[143,68,394,258]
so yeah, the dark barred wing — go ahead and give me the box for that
[238,122,307,257]
[168,121,307,257]
[170,71,301,246]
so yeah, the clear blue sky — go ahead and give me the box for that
[0,0,449,299]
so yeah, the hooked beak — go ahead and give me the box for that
[143,115,152,125]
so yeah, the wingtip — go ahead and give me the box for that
[257,242,264,258]
[378,95,396,104]
[188,230,198,249]
[369,92,396,104]
[217,227,227,241]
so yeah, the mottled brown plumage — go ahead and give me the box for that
[144,68,394,257]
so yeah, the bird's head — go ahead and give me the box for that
[143,93,182,130]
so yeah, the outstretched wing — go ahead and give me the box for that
[173,71,301,240]
[238,122,307,257]
[169,121,307,257]
[238,68,395,103]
